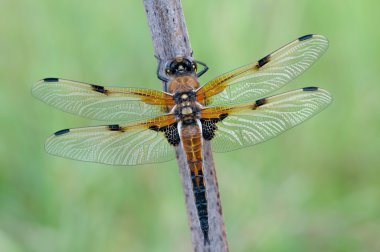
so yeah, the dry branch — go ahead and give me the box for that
[143,1,229,251]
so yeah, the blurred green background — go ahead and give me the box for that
[1,0,380,251]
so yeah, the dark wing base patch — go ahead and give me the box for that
[150,123,180,146]
[201,113,228,141]
[201,119,218,141]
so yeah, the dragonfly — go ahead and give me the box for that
[32,34,331,245]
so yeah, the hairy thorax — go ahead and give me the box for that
[168,75,202,125]
[168,75,200,93]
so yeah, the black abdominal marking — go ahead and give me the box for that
[190,168,210,245]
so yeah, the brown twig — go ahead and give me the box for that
[143,1,229,251]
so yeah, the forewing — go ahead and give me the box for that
[32,78,174,122]
[200,87,332,152]
[197,35,328,106]
[45,115,178,165]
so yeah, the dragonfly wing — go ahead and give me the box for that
[200,87,332,152]
[32,78,174,123]
[197,35,329,106]
[45,115,178,165]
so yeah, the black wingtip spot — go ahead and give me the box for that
[299,34,313,41]
[303,86,318,91]
[257,54,271,68]
[43,77,59,82]
[255,98,267,108]
[91,84,107,94]
[108,124,123,131]
[54,128,70,136]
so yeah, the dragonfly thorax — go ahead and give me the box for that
[173,91,201,125]
[168,75,200,93]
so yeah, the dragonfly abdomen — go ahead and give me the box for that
[179,120,210,245]
[189,161,209,244]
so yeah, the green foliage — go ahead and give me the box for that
[1,0,379,251]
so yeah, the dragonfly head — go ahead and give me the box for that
[165,56,197,76]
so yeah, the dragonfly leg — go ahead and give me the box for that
[155,55,169,82]
[195,60,209,78]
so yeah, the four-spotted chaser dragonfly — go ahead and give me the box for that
[32,34,332,244]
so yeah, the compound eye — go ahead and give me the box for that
[165,68,171,75]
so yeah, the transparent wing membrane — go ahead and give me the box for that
[197,35,329,106]
[32,78,173,123]
[202,87,332,152]
[45,115,177,165]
